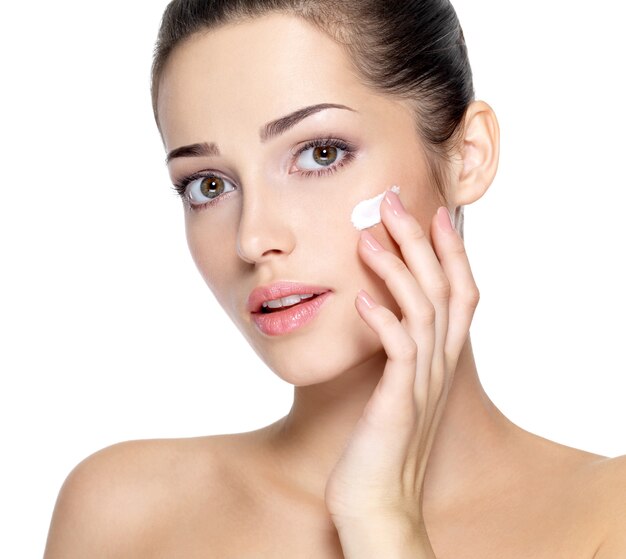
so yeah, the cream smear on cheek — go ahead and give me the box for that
[350,185,401,230]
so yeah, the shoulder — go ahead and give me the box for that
[587,454,626,557]
[43,436,235,558]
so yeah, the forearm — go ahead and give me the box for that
[334,516,437,559]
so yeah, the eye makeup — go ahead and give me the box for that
[171,135,358,210]
[171,170,235,210]
[290,136,357,178]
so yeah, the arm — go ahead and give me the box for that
[44,442,155,559]
[45,456,123,558]
[592,456,626,559]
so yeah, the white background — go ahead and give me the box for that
[1,0,625,556]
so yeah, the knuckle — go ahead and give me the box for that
[464,285,480,308]
[450,237,468,256]
[405,222,427,243]
[387,256,407,275]
[417,304,436,327]
[395,339,418,362]
[429,277,451,301]
[379,309,400,330]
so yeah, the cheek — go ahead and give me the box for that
[185,216,234,293]
[365,179,440,259]
[348,143,435,253]
[351,180,440,319]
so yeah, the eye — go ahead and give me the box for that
[295,141,349,172]
[184,174,236,206]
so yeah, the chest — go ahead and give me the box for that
[151,497,602,559]
[152,498,344,558]
[424,495,603,559]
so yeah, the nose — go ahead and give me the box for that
[236,184,296,264]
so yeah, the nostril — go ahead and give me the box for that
[236,230,296,264]
[235,194,298,264]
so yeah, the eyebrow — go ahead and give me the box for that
[260,102,355,142]
[165,142,219,164]
[165,102,356,164]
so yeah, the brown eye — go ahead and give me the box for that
[312,146,338,166]
[200,176,225,199]
[294,140,351,174]
[186,174,235,206]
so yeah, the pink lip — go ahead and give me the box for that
[247,281,333,337]
[247,281,332,313]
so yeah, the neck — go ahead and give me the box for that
[265,335,521,513]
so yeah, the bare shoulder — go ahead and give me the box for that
[43,435,241,558]
[585,454,626,557]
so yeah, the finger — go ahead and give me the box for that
[357,232,435,411]
[354,289,420,428]
[379,191,450,397]
[430,207,480,366]
[379,190,451,315]
[357,231,435,348]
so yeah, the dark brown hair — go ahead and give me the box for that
[151,0,474,235]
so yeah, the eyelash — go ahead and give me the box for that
[294,137,356,178]
[171,136,357,210]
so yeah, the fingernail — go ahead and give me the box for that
[384,189,407,217]
[357,289,377,309]
[436,207,454,232]
[361,230,384,252]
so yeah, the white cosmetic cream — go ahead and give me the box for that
[350,185,401,230]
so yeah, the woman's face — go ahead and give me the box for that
[157,14,444,385]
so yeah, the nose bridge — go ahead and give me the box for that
[236,179,296,264]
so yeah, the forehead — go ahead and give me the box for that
[156,13,382,149]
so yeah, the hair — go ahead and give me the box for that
[151,0,474,237]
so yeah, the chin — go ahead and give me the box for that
[243,317,385,387]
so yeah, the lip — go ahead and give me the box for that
[247,281,332,313]
[247,281,333,337]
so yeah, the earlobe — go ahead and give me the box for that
[451,100,500,207]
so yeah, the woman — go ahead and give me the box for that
[44,0,626,557]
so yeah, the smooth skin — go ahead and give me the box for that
[45,13,626,559]
[322,198,478,557]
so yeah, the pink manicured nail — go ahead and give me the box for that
[361,230,384,252]
[357,289,377,309]
[436,207,454,232]
[384,189,407,217]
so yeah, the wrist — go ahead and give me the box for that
[332,514,436,559]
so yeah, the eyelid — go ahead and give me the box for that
[170,170,238,214]
[290,136,357,174]
[291,135,356,157]
[171,136,357,210]
[173,136,355,187]
[172,169,235,197]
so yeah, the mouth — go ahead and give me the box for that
[247,281,332,314]
[259,293,322,314]
[249,289,334,337]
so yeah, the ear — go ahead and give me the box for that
[449,100,500,207]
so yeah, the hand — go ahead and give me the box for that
[324,189,480,535]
